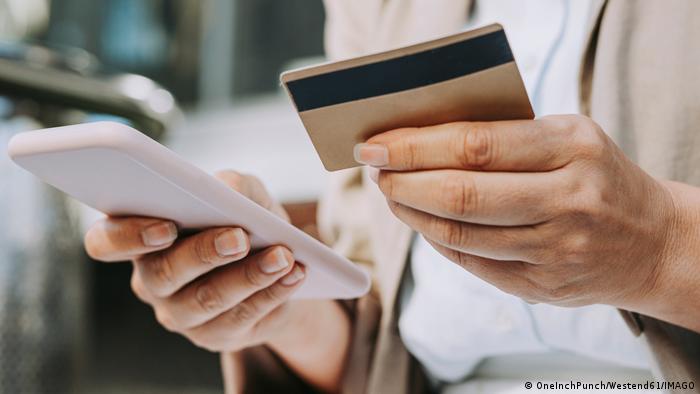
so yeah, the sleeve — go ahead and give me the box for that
[221,349,318,394]
[317,169,380,394]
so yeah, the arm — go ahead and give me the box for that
[355,115,700,333]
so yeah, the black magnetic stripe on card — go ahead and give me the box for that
[287,29,514,112]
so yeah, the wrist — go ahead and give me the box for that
[267,299,351,356]
[265,301,307,352]
[631,180,700,332]
[266,299,351,392]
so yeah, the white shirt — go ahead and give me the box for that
[398,0,653,385]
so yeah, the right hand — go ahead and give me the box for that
[83,170,307,353]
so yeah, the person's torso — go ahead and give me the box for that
[398,1,655,390]
[322,1,700,392]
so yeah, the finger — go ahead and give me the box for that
[388,201,543,262]
[356,116,581,171]
[378,169,562,225]
[130,265,154,303]
[134,227,250,298]
[84,217,178,262]
[185,264,305,344]
[159,247,298,329]
[215,170,289,220]
[424,238,536,298]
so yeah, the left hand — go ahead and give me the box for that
[355,115,680,309]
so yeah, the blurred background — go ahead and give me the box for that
[0,0,328,392]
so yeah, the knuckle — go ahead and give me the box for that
[560,232,593,264]
[154,309,179,332]
[250,303,290,341]
[227,302,258,327]
[568,186,606,220]
[439,174,476,218]
[561,175,608,219]
[455,251,475,270]
[528,224,559,262]
[148,253,177,296]
[215,170,245,191]
[186,332,219,353]
[537,283,575,303]
[561,173,583,202]
[528,261,579,306]
[243,259,266,288]
[193,234,220,267]
[259,284,288,304]
[513,274,540,300]
[193,279,225,314]
[541,114,576,132]
[84,220,128,260]
[459,126,495,169]
[387,199,402,216]
[541,114,582,136]
[130,273,149,302]
[397,135,419,169]
[571,114,600,132]
[435,217,467,247]
[571,118,608,160]
[378,173,396,200]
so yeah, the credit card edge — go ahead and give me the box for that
[280,23,504,83]
[285,29,513,111]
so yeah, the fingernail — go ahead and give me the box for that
[259,247,291,274]
[141,222,177,247]
[353,143,388,167]
[215,228,248,256]
[281,265,305,286]
[367,167,379,184]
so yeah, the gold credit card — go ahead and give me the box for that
[281,23,534,172]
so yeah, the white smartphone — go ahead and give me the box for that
[7,122,370,299]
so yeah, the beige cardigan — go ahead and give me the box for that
[225,1,700,392]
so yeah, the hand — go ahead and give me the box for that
[84,170,306,353]
[356,115,681,311]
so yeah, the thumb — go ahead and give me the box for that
[214,170,290,222]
